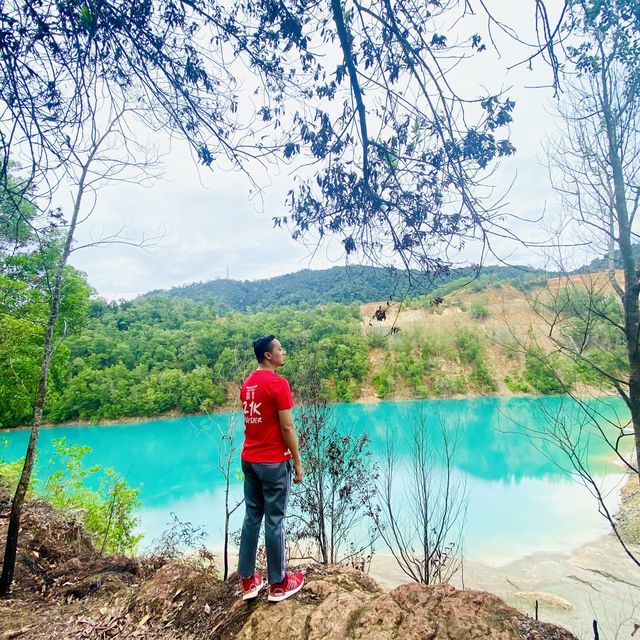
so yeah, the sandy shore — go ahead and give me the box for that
[367,534,640,639]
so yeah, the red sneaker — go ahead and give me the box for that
[241,573,264,600]
[268,571,305,602]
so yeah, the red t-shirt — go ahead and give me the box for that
[240,369,294,463]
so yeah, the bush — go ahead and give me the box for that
[371,367,396,398]
[524,347,566,394]
[455,328,497,393]
[469,299,489,320]
[150,513,208,560]
[504,373,530,393]
[0,457,30,494]
[39,438,142,554]
[435,374,467,395]
[469,277,490,293]
[330,376,360,402]
[469,363,498,392]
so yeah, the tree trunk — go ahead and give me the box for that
[600,57,640,477]
[223,473,230,581]
[317,449,328,565]
[0,159,89,597]
[0,249,68,595]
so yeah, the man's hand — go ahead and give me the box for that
[293,460,303,484]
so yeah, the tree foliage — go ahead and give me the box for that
[0,1,566,272]
[0,171,92,428]
[42,297,368,424]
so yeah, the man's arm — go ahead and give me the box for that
[278,408,303,483]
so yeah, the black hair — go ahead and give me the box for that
[253,334,276,363]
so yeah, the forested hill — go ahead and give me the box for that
[574,244,640,274]
[144,264,544,312]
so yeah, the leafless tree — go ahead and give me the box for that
[514,0,640,570]
[522,398,639,569]
[288,370,378,566]
[372,405,467,585]
[194,349,253,581]
[210,411,244,581]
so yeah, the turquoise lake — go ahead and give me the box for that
[1,396,630,566]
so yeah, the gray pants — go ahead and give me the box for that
[238,459,291,584]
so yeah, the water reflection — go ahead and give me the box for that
[1,396,629,563]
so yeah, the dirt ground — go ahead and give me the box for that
[2,473,638,640]
[360,283,555,399]
[0,488,253,640]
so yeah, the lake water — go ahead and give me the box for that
[0,396,630,566]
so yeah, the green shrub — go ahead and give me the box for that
[455,328,482,364]
[39,438,142,554]
[524,347,566,394]
[330,376,360,402]
[434,374,467,395]
[504,373,530,393]
[469,277,490,293]
[455,328,497,392]
[0,457,31,495]
[371,369,395,398]
[469,363,498,392]
[469,299,489,320]
[572,351,625,388]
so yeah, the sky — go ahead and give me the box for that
[66,1,570,301]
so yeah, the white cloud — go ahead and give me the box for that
[67,1,569,300]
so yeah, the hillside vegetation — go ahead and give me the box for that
[360,270,624,400]
[145,264,545,312]
[0,264,626,428]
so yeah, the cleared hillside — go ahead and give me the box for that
[359,272,624,400]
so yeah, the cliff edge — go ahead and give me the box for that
[1,492,577,639]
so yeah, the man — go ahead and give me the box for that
[237,335,304,602]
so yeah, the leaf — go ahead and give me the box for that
[137,613,151,627]
[78,5,93,30]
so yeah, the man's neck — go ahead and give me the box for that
[257,362,277,372]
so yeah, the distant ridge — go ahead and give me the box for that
[573,244,640,274]
[143,264,545,312]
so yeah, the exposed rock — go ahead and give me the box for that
[228,566,577,640]
[617,473,640,545]
[1,492,579,640]
[511,592,572,611]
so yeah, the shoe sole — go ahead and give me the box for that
[267,579,304,602]
[242,582,264,600]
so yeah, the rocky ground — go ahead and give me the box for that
[368,474,640,639]
[0,490,579,640]
[618,476,640,546]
